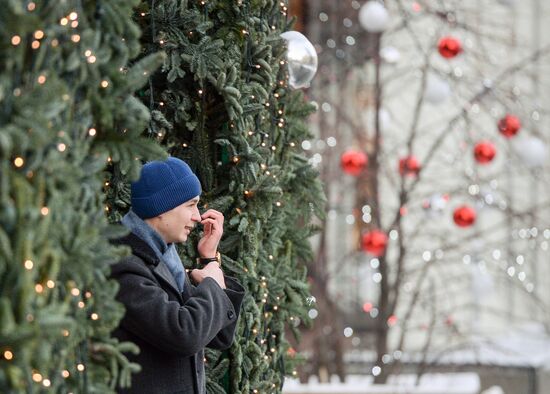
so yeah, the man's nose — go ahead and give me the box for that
[192,207,201,221]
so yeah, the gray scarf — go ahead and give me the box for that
[121,210,185,292]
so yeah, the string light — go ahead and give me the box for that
[71,288,80,296]
[69,12,78,20]
[24,260,34,269]
[37,75,46,84]
[46,280,55,289]
[4,351,13,360]
[14,157,24,167]
[88,128,96,136]
[51,39,59,47]
[43,379,51,387]
[100,80,109,88]
[31,40,40,49]
[62,329,70,337]
[78,301,85,308]
[62,370,70,378]
[11,36,21,45]
[32,372,43,383]
[57,143,67,152]
[60,18,69,26]
[77,364,85,372]
[34,30,44,39]
[71,35,80,43]
[27,2,36,11]
[35,284,44,293]
[91,313,99,320]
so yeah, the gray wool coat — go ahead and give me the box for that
[111,232,245,394]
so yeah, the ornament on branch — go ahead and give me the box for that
[280,31,318,89]
[497,114,521,138]
[380,46,401,64]
[423,193,449,216]
[361,230,388,257]
[453,205,476,227]
[473,141,496,164]
[425,74,451,104]
[512,136,548,168]
[359,1,390,33]
[341,150,368,176]
[438,36,462,59]
[399,155,421,177]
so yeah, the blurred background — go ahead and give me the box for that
[281,1,550,393]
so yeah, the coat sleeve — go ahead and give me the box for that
[207,276,245,350]
[111,256,238,357]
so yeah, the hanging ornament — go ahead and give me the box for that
[341,150,368,176]
[280,31,318,89]
[497,114,521,138]
[471,263,494,299]
[358,1,390,33]
[512,136,548,168]
[399,155,421,177]
[361,230,388,257]
[473,141,496,164]
[425,74,451,104]
[422,193,449,216]
[453,205,476,227]
[380,46,401,64]
[437,36,462,59]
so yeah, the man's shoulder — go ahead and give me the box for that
[111,230,159,265]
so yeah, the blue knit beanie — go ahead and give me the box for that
[131,157,202,219]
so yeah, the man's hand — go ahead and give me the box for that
[190,262,226,289]
[197,209,224,259]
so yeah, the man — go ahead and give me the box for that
[111,157,245,394]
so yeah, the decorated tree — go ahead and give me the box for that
[296,0,550,384]
[103,1,324,393]
[0,0,164,392]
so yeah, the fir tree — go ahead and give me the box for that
[106,1,325,393]
[0,1,163,392]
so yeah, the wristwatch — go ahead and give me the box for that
[197,251,222,267]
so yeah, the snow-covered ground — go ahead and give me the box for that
[283,373,481,394]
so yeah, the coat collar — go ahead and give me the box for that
[114,231,182,298]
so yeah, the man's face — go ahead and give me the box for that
[156,196,201,244]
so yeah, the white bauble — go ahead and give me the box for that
[358,2,390,33]
[280,31,318,89]
[471,263,494,299]
[380,46,401,63]
[425,74,451,104]
[513,136,548,168]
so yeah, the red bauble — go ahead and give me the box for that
[361,230,388,256]
[399,155,421,177]
[341,150,368,176]
[453,205,476,227]
[498,114,521,138]
[438,36,462,58]
[473,141,496,164]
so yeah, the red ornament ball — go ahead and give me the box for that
[473,141,496,164]
[453,205,476,227]
[498,114,521,138]
[399,155,421,177]
[438,36,462,58]
[361,230,388,256]
[341,150,368,176]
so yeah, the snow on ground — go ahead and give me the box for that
[283,373,480,394]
